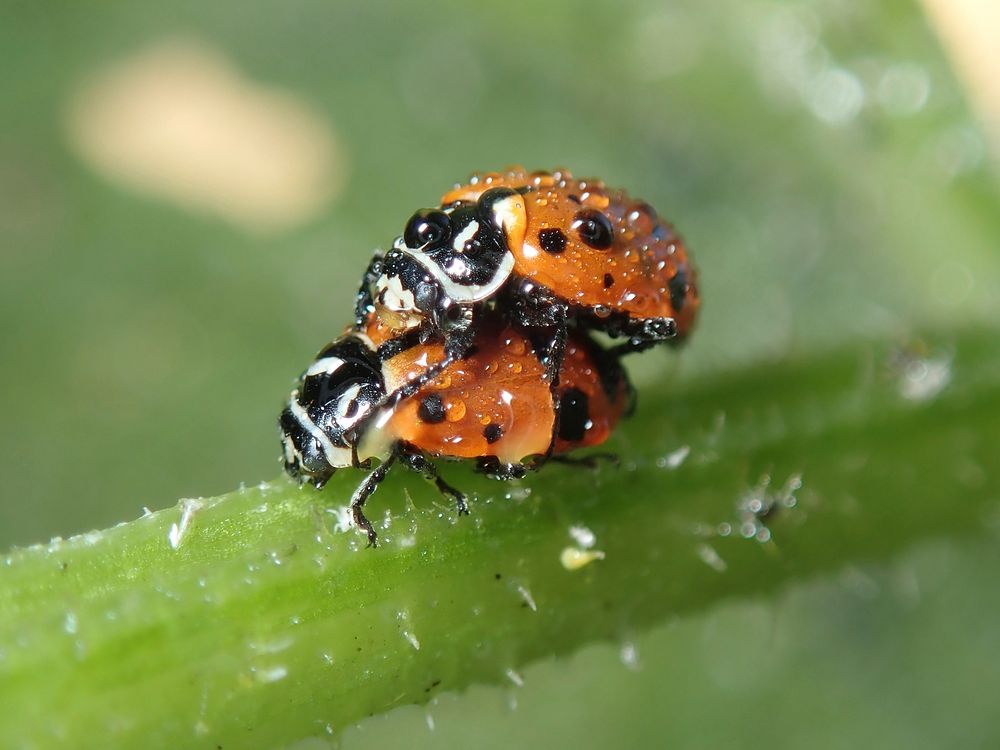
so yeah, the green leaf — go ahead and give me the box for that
[2,325,996,749]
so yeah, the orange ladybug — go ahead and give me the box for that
[280,313,632,546]
[353,166,697,432]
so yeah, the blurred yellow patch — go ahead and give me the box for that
[922,0,1000,152]
[66,38,344,233]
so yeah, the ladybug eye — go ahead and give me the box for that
[572,209,615,250]
[404,210,451,248]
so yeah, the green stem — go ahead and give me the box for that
[2,327,998,749]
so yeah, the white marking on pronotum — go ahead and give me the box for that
[351,328,376,351]
[376,273,418,313]
[305,356,344,377]
[288,393,349,468]
[452,220,479,252]
[334,383,372,430]
[168,498,205,549]
[490,193,524,234]
[392,237,515,303]
[445,256,470,278]
[505,668,524,687]
[281,431,301,466]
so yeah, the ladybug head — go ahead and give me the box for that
[373,187,526,332]
[280,337,386,486]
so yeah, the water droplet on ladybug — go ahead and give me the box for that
[445,398,466,422]
[505,337,526,356]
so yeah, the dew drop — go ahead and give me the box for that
[656,445,690,470]
[697,543,728,572]
[505,337,526,356]
[620,641,642,672]
[516,584,537,612]
[445,398,466,422]
[568,524,596,549]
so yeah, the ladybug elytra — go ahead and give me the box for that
[353,166,698,445]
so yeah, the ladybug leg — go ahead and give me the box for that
[345,321,478,448]
[526,323,567,462]
[349,451,398,547]
[373,319,478,413]
[506,280,569,384]
[398,446,468,516]
[345,355,456,452]
[475,457,529,481]
[607,317,678,357]
[374,328,423,361]
[505,279,570,462]
[353,250,385,327]
[543,325,567,459]
[349,441,374,470]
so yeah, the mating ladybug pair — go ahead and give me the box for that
[280,167,699,545]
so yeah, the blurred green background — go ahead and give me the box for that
[2,0,999,747]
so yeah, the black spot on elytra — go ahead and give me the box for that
[603,273,615,288]
[538,228,567,254]
[494,572,502,580]
[558,388,590,442]
[483,423,503,444]
[417,394,446,424]
[668,266,688,312]
[572,209,614,250]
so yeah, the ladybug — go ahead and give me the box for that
[280,313,632,546]
[354,166,698,433]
